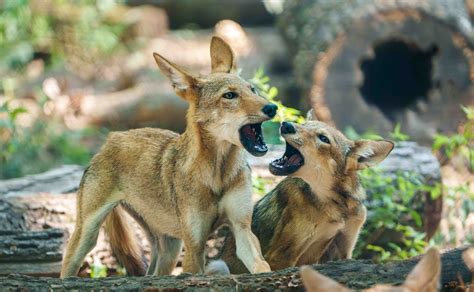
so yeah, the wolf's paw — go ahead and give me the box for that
[254,261,271,273]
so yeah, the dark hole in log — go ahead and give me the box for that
[359,39,439,120]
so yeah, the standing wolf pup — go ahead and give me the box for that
[60,36,275,277]
[219,111,394,272]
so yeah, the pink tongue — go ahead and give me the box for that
[243,126,256,140]
[287,154,302,165]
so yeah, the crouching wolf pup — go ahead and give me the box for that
[60,36,274,277]
[300,247,441,292]
[219,111,394,272]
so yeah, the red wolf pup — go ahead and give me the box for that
[60,36,275,277]
[219,111,394,272]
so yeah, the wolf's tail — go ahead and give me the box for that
[104,205,147,276]
[205,260,231,275]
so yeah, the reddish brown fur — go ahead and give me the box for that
[60,37,272,277]
[220,112,394,272]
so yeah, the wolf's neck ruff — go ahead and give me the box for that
[179,118,246,194]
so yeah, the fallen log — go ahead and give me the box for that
[0,229,65,277]
[0,246,471,291]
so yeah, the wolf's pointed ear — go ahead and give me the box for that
[153,53,200,101]
[210,36,237,73]
[300,266,351,292]
[306,109,318,121]
[350,140,394,170]
[404,248,441,291]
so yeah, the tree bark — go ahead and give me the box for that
[0,246,471,291]
[0,229,65,277]
[278,0,474,142]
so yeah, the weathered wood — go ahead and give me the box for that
[0,229,65,277]
[0,199,26,231]
[278,0,474,142]
[0,229,64,262]
[0,247,471,291]
[0,165,84,198]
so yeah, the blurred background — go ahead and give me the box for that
[0,0,473,278]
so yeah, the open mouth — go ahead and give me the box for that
[239,123,268,156]
[269,141,304,175]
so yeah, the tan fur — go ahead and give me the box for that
[301,247,441,292]
[60,37,273,277]
[221,112,394,272]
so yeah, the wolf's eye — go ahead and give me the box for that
[223,92,238,99]
[250,86,257,94]
[318,134,330,144]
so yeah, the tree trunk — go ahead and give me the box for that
[0,246,471,291]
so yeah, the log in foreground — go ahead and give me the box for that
[0,247,471,291]
[0,229,65,277]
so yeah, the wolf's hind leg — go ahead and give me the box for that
[153,235,183,275]
[61,199,119,277]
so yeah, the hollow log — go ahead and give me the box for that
[0,246,471,291]
[278,0,474,143]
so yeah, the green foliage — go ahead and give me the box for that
[344,126,383,141]
[252,176,274,198]
[0,99,101,179]
[0,0,128,74]
[389,123,410,142]
[432,105,474,171]
[345,123,409,142]
[354,168,429,261]
[90,257,108,278]
[431,183,474,247]
[250,68,305,124]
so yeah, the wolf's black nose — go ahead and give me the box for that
[262,104,277,118]
[281,122,296,134]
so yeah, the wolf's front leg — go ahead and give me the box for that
[220,183,271,273]
[181,211,215,274]
[322,205,367,262]
[338,205,367,258]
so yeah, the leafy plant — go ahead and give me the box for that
[354,168,429,261]
[344,126,383,141]
[90,256,108,278]
[0,98,102,179]
[389,123,410,142]
[432,105,474,171]
[250,68,305,124]
[431,183,474,247]
[0,0,128,76]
